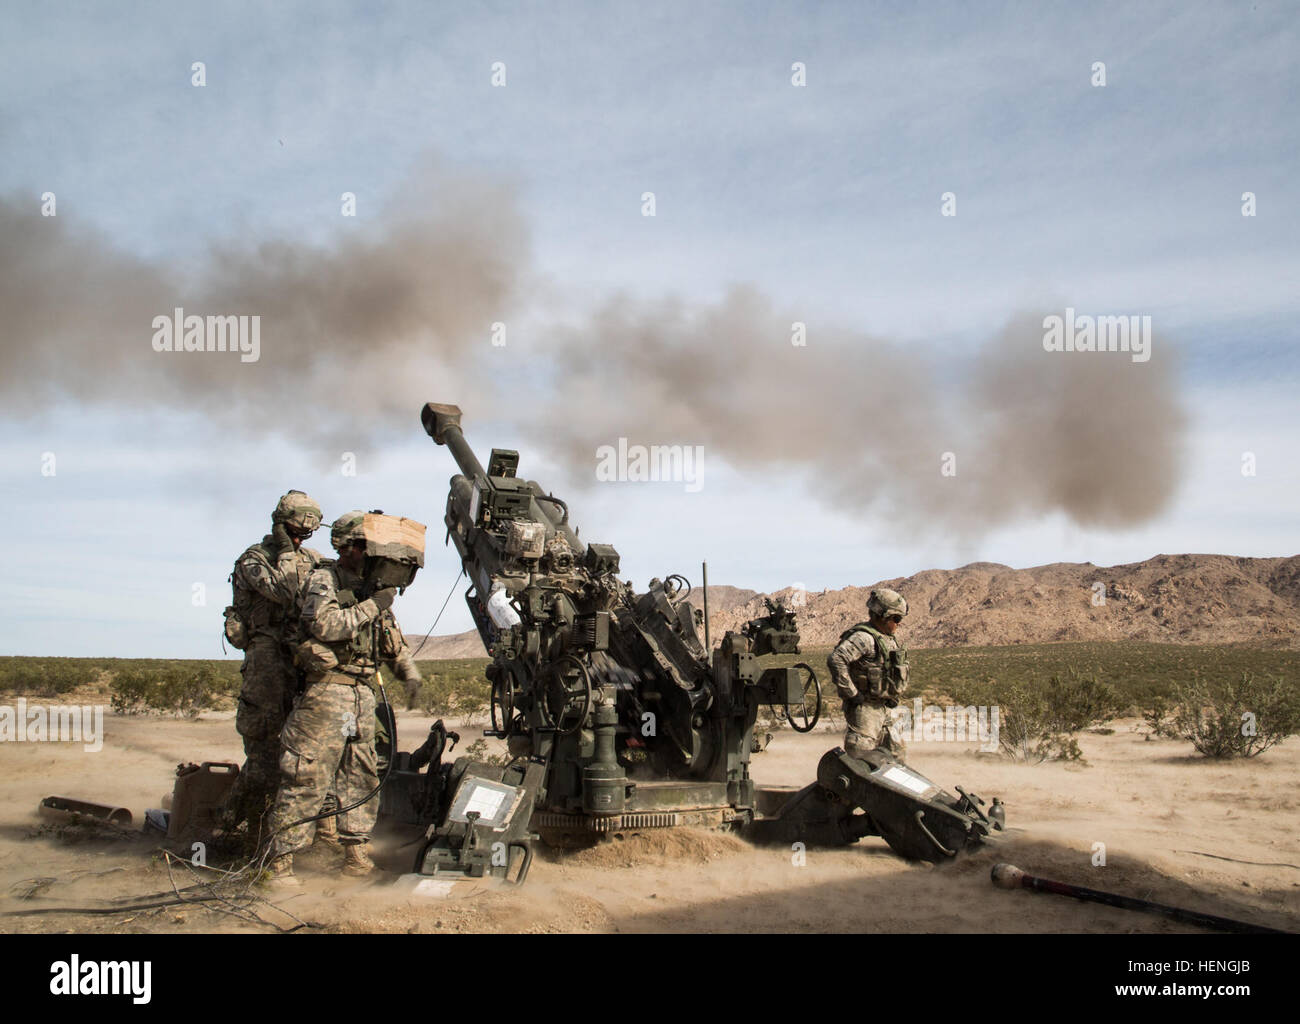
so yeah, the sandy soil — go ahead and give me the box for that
[1,707,1297,934]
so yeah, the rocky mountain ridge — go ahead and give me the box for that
[411,553,1300,657]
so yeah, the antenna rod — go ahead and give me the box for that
[702,560,711,653]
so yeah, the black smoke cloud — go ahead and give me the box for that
[0,166,1186,532]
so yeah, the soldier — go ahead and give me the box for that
[827,588,911,762]
[264,511,420,884]
[221,490,324,833]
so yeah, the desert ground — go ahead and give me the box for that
[1,705,1296,935]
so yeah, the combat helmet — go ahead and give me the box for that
[329,510,367,551]
[272,490,323,536]
[868,588,908,620]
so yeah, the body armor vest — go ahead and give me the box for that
[839,622,910,705]
[232,543,284,634]
[225,543,319,652]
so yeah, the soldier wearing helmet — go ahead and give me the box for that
[220,490,325,833]
[265,511,421,884]
[827,587,911,761]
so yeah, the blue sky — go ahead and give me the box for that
[2,1,1297,655]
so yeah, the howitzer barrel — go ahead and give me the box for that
[421,402,486,482]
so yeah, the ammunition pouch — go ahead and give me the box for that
[223,606,249,651]
[295,639,340,676]
[886,649,909,698]
[377,616,403,660]
[858,660,882,698]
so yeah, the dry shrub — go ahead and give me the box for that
[1159,670,1300,758]
[952,667,1122,763]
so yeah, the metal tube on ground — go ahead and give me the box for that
[990,862,1288,935]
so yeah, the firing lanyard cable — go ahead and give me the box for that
[408,567,466,660]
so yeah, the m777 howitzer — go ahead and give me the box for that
[377,403,1006,884]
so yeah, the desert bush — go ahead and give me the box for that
[413,674,454,716]
[951,667,1123,763]
[412,675,490,718]
[463,737,511,767]
[911,642,1300,710]
[1162,670,1300,758]
[1140,694,1172,739]
[109,663,226,716]
[108,668,153,713]
[449,690,490,725]
[0,658,95,696]
[411,660,491,718]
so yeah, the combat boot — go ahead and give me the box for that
[264,854,302,889]
[313,813,343,850]
[341,842,375,877]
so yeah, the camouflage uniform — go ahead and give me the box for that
[382,619,423,713]
[402,654,424,711]
[827,590,911,761]
[267,562,419,856]
[225,533,322,830]
[312,608,419,840]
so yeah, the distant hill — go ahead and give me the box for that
[702,554,1300,649]
[408,628,492,660]
[409,554,1300,657]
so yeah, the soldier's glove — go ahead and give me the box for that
[270,522,294,554]
[370,587,398,612]
[845,693,865,707]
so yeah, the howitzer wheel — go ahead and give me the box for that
[490,672,519,738]
[540,654,593,735]
[784,663,822,733]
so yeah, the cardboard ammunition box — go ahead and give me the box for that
[362,513,427,567]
